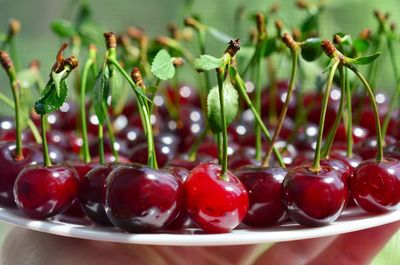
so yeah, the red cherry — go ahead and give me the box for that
[0,142,41,205]
[350,158,400,213]
[14,164,79,219]
[235,166,287,227]
[282,165,348,226]
[105,164,183,232]
[80,163,120,226]
[184,163,249,233]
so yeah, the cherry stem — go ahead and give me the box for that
[262,50,299,167]
[188,124,209,161]
[311,59,339,172]
[382,34,400,138]
[98,124,105,165]
[110,59,157,168]
[216,69,228,176]
[344,68,353,157]
[0,92,41,144]
[40,115,51,167]
[233,72,286,168]
[348,65,384,162]
[79,47,96,163]
[254,56,262,161]
[322,66,346,159]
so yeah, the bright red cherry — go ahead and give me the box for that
[0,142,41,205]
[105,164,183,232]
[235,166,287,227]
[350,158,400,213]
[80,163,120,226]
[282,166,348,226]
[184,163,249,233]
[14,164,79,219]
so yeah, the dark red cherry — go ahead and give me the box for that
[80,163,120,226]
[166,154,215,170]
[129,141,176,167]
[261,80,297,120]
[46,102,79,131]
[0,142,41,205]
[14,164,79,219]
[303,158,352,185]
[0,117,15,141]
[282,166,347,226]
[105,164,183,232]
[329,124,368,145]
[184,163,249,233]
[62,161,98,217]
[350,158,400,213]
[293,123,319,152]
[355,136,396,160]
[235,166,287,227]
[92,153,131,164]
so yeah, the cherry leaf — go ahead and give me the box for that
[34,79,68,115]
[348,52,381,65]
[353,39,370,53]
[151,49,175,80]
[92,66,109,124]
[194,55,223,71]
[207,77,239,133]
[300,37,322,61]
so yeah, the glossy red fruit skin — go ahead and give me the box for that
[80,163,120,226]
[0,142,41,206]
[184,163,249,233]
[350,158,400,213]
[235,166,287,227]
[282,166,348,226]
[105,164,183,232]
[14,164,79,219]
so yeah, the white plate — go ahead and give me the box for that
[0,206,399,246]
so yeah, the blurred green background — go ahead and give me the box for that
[0,0,400,264]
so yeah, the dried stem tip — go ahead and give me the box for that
[225,39,240,57]
[29,60,41,70]
[127,27,145,40]
[281,33,297,50]
[359,28,372,40]
[292,28,301,42]
[321,39,337,58]
[0,51,14,70]
[64,56,79,70]
[104,32,117,49]
[296,0,309,9]
[168,23,180,39]
[8,18,21,36]
[256,13,266,35]
[275,20,284,33]
[52,43,68,73]
[184,17,199,28]
[172,57,184,67]
[333,34,342,45]
[131,67,145,88]
[373,10,388,23]
[391,23,397,32]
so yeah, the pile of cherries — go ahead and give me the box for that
[0,3,400,234]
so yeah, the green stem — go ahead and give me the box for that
[98,124,105,165]
[321,66,346,158]
[8,71,23,160]
[254,57,262,161]
[41,115,51,167]
[262,50,298,167]
[234,72,285,168]
[188,125,209,161]
[109,59,157,168]
[311,60,339,171]
[79,57,93,163]
[104,103,119,163]
[216,69,228,175]
[366,35,382,91]
[345,68,353,157]
[348,65,384,162]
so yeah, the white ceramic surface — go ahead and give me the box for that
[0,206,399,246]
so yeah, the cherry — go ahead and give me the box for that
[350,158,400,213]
[14,164,79,219]
[304,158,352,184]
[0,117,15,141]
[355,136,396,160]
[166,154,215,170]
[184,163,248,233]
[105,164,183,232]
[0,142,41,205]
[228,147,260,170]
[80,163,120,226]
[282,165,348,226]
[293,123,319,152]
[92,153,131,164]
[261,80,297,120]
[129,141,176,167]
[328,124,368,145]
[235,166,287,227]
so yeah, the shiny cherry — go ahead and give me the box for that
[282,166,347,226]
[235,166,287,227]
[105,164,183,232]
[350,158,400,213]
[14,164,79,219]
[184,163,249,233]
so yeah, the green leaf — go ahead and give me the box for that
[34,79,68,115]
[194,55,223,71]
[51,19,77,38]
[77,21,103,45]
[301,14,319,34]
[207,77,239,133]
[92,67,109,124]
[353,39,370,53]
[348,52,381,65]
[0,32,6,42]
[300,37,322,61]
[109,68,127,113]
[263,38,277,57]
[207,27,233,43]
[322,60,335,74]
[151,49,175,80]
